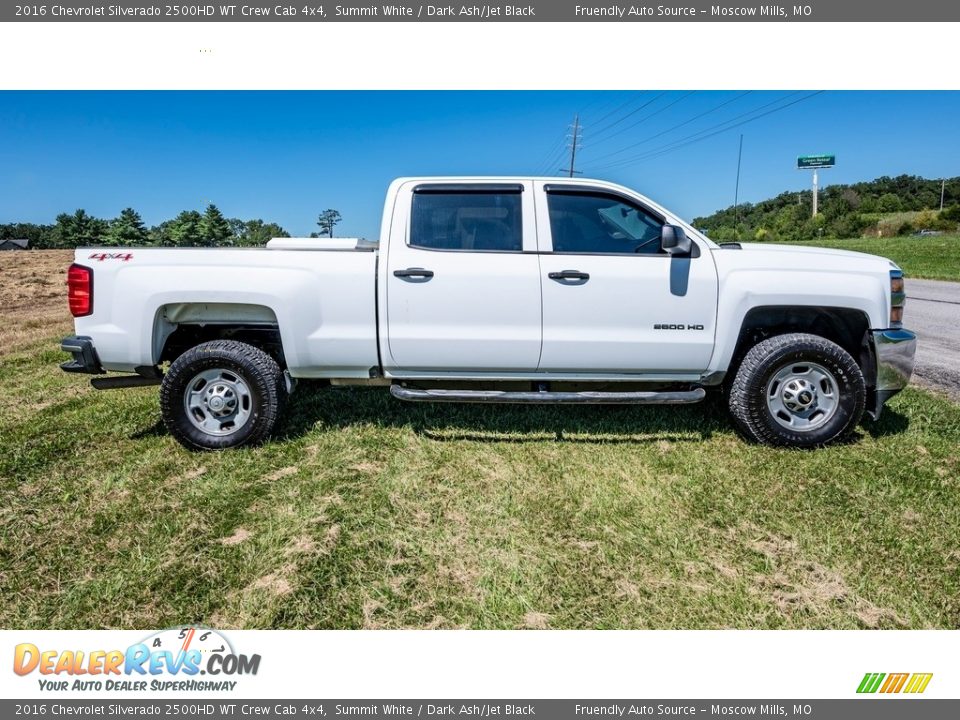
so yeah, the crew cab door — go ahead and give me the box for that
[384,181,542,372]
[535,182,718,374]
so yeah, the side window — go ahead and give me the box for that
[547,191,664,255]
[410,191,522,252]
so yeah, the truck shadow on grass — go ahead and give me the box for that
[271,384,723,444]
[270,385,911,446]
[131,384,911,447]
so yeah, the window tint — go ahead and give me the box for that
[547,192,664,255]
[410,192,523,252]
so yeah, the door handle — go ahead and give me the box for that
[548,270,590,282]
[393,267,435,279]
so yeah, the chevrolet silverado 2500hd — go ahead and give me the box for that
[60,177,917,450]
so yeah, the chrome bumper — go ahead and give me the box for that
[868,328,917,419]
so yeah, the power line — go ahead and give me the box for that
[583,91,691,150]
[532,130,570,175]
[532,93,632,176]
[588,92,649,130]
[585,92,668,143]
[585,91,821,172]
[586,91,752,164]
[535,93,659,177]
[635,92,823,164]
[575,91,628,120]
[587,92,809,170]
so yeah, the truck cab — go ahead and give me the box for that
[382,178,717,378]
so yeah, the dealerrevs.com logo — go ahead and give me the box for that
[13,627,260,693]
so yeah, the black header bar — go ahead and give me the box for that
[5,1,959,22]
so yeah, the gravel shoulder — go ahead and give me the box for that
[906,278,960,402]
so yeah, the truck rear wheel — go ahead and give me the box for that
[728,333,865,448]
[160,340,287,450]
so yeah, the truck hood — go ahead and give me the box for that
[733,242,899,269]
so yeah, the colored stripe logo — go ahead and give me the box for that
[857,672,933,694]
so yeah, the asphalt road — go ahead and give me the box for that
[905,278,960,401]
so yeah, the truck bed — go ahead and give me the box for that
[71,244,380,378]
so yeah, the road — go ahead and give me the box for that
[906,278,960,401]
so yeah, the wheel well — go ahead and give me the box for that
[728,306,873,386]
[154,303,286,369]
[159,324,286,368]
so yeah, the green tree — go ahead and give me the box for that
[49,209,108,248]
[877,193,903,213]
[0,222,54,249]
[227,218,247,242]
[168,210,204,247]
[692,174,960,241]
[942,204,960,223]
[103,207,149,246]
[200,204,232,247]
[148,220,175,246]
[234,219,290,246]
[317,209,342,238]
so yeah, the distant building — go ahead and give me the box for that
[0,238,29,250]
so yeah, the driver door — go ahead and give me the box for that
[534,181,718,374]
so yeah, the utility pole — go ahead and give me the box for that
[941,179,946,211]
[733,134,743,240]
[563,114,582,178]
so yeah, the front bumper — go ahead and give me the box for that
[60,335,104,374]
[867,328,917,419]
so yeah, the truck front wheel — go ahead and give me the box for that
[728,333,865,447]
[160,340,287,450]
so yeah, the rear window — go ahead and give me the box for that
[410,191,522,252]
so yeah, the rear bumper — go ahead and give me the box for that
[60,335,104,374]
[868,328,917,419]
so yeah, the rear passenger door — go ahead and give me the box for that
[384,181,543,373]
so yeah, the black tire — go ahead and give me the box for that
[728,333,865,448]
[160,340,287,451]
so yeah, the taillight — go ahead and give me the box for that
[67,264,93,317]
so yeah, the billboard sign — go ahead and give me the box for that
[797,154,836,169]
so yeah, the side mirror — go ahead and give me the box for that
[660,225,692,256]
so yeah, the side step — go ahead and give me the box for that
[91,375,162,390]
[390,385,706,405]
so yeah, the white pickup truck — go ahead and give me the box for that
[60,177,917,450]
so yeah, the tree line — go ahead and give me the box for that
[693,174,960,243]
[1,205,344,249]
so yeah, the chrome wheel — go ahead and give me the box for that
[765,361,839,432]
[183,368,253,436]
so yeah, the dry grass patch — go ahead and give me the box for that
[0,250,73,357]
[219,528,253,546]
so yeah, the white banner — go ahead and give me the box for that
[2,630,955,699]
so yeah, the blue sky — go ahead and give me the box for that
[1,90,958,238]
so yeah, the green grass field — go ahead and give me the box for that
[3,251,959,630]
[3,334,960,630]
[788,234,960,282]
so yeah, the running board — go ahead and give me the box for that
[91,375,162,390]
[389,385,706,405]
